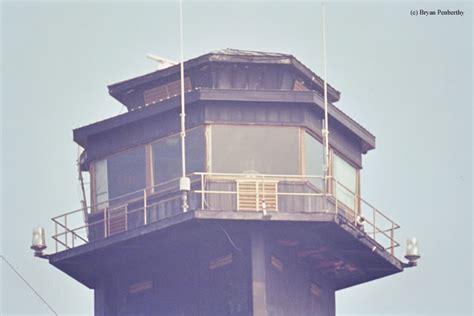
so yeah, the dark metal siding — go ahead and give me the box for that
[204,101,363,167]
[92,230,336,316]
[94,233,251,316]
[86,105,205,163]
[84,99,363,170]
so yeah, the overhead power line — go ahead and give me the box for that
[0,255,58,315]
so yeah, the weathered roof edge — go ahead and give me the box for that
[74,88,375,152]
[107,48,341,103]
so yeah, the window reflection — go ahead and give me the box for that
[304,132,324,189]
[151,127,205,185]
[211,125,299,175]
[93,127,205,208]
[332,153,357,209]
[152,135,180,184]
[107,147,146,199]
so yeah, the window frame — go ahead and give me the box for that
[149,125,206,191]
[90,144,149,212]
[90,126,207,210]
[150,132,182,190]
[329,148,360,214]
[302,129,325,191]
[208,123,302,176]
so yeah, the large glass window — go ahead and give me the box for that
[152,134,181,184]
[304,132,324,189]
[107,147,146,199]
[94,159,109,206]
[94,146,147,206]
[211,125,299,174]
[93,127,206,208]
[332,153,357,210]
[151,127,205,185]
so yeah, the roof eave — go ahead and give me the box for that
[74,88,374,152]
[107,50,341,105]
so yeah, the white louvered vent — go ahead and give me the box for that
[237,180,278,212]
[108,205,127,235]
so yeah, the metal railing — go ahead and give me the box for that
[51,176,191,252]
[51,172,399,255]
[328,176,400,254]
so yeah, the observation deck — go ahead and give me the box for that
[50,172,402,290]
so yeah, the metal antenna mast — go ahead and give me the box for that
[179,0,190,212]
[322,3,331,208]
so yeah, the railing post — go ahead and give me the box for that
[125,204,128,231]
[323,173,328,211]
[256,179,260,211]
[65,216,68,248]
[55,222,58,253]
[354,194,358,225]
[201,174,204,210]
[390,222,394,255]
[104,207,108,238]
[143,189,148,225]
[373,209,376,241]
[334,178,338,217]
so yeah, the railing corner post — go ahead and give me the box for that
[201,173,205,210]
[390,222,395,255]
[54,222,58,253]
[104,207,108,238]
[144,189,148,225]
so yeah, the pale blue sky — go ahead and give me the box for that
[1,1,472,315]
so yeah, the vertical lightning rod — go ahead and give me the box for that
[179,0,190,212]
[322,3,331,207]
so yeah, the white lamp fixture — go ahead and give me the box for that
[404,237,420,266]
[31,227,47,257]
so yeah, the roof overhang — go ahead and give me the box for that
[107,49,341,105]
[74,88,375,153]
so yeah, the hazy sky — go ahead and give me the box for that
[1,1,472,315]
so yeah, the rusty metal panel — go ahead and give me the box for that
[143,77,192,106]
[248,67,263,90]
[216,64,233,89]
[143,85,167,105]
[294,80,309,91]
[231,65,248,89]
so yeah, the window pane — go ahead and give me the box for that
[304,132,324,189]
[186,127,206,177]
[152,135,181,184]
[107,146,146,199]
[152,127,205,185]
[332,154,357,209]
[94,159,109,206]
[212,125,299,174]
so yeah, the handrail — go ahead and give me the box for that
[51,174,200,220]
[51,172,400,256]
[194,172,325,180]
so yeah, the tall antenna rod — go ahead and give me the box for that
[179,0,190,212]
[322,3,330,205]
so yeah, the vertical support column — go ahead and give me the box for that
[94,279,106,316]
[251,232,267,316]
[326,287,336,316]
